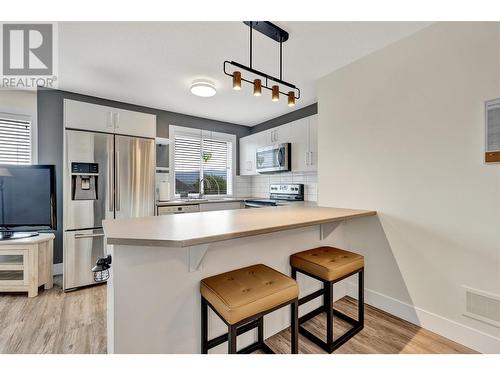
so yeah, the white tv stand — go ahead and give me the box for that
[0,233,54,297]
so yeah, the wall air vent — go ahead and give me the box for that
[463,286,500,327]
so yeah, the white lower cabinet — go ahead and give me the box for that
[199,201,244,211]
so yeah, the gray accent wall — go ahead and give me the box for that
[37,88,250,263]
[250,103,318,134]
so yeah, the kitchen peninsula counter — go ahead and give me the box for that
[103,205,375,247]
[103,205,376,354]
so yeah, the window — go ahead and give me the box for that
[172,126,235,197]
[0,115,32,165]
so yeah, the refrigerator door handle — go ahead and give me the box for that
[115,151,120,211]
[108,151,114,212]
[74,233,105,239]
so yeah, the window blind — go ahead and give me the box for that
[202,138,232,195]
[174,134,233,196]
[0,117,31,165]
[174,135,201,194]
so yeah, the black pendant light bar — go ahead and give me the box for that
[243,21,289,43]
[223,61,300,98]
[223,21,300,105]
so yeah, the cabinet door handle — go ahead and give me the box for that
[107,112,114,128]
[114,112,120,130]
[308,151,312,166]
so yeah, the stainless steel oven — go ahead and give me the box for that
[256,143,291,173]
[244,183,304,208]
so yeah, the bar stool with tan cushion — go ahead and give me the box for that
[200,264,299,354]
[290,247,364,353]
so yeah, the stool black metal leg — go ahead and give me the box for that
[228,325,237,354]
[291,299,299,354]
[324,281,333,348]
[358,269,364,327]
[294,267,365,353]
[291,267,297,280]
[201,297,208,354]
[257,316,264,345]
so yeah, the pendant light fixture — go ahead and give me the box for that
[232,71,241,90]
[223,21,300,106]
[253,79,262,96]
[272,85,279,102]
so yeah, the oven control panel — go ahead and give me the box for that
[269,184,304,201]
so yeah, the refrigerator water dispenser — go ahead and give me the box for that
[71,162,99,200]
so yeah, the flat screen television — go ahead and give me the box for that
[0,164,56,240]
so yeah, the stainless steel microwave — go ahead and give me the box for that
[256,143,291,173]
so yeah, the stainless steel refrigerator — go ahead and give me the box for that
[63,129,155,290]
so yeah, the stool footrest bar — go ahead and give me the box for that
[206,318,260,350]
[298,289,324,306]
[332,308,358,326]
[238,342,274,354]
[298,305,325,325]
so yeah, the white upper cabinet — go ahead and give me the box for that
[64,99,115,133]
[113,107,156,138]
[64,99,156,138]
[290,114,317,172]
[238,114,318,175]
[268,123,291,144]
[239,136,255,175]
[289,118,309,172]
[308,114,318,170]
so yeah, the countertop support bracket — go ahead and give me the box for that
[188,244,210,272]
[320,222,341,241]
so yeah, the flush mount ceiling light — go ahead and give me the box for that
[223,21,300,107]
[190,79,217,97]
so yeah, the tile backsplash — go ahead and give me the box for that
[235,172,318,201]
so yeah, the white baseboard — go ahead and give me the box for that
[53,263,63,276]
[346,282,500,354]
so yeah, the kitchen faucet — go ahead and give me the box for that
[199,176,220,197]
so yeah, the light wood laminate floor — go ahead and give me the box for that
[0,276,476,354]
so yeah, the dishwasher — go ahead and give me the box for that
[157,204,200,215]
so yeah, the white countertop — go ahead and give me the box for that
[103,205,376,247]
[155,197,252,206]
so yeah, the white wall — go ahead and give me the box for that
[318,22,500,351]
[0,89,38,162]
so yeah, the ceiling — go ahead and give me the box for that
[58,22,431,126]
